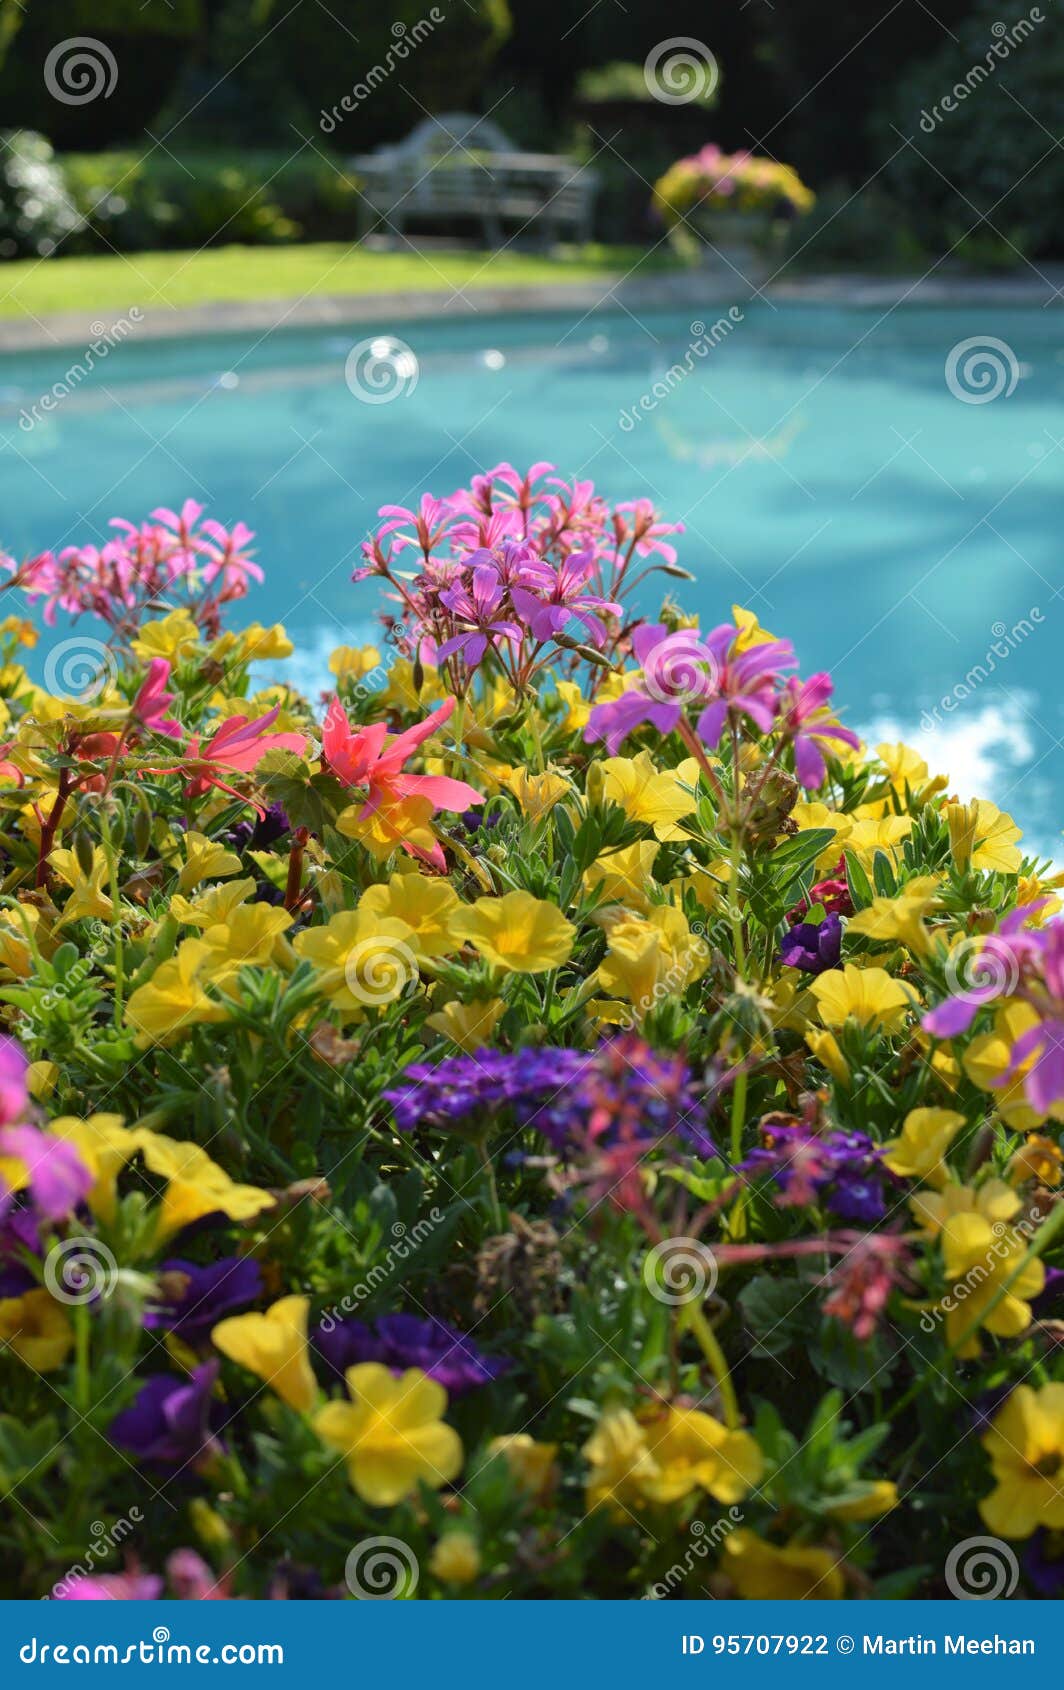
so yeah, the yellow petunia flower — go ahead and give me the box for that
[429,1532,480,1585]
[293,908,419,1016]
[0,1289,73,1372]
[600,752,700,842]
[232,622,294,664]
[584,841,660,914]
[50,847,113,927]
[213,1295,318,1414]
[980,1383,1064,1539]
[844,816,913,865]
[969,799,1023,875]
[198,905,294,978]
[501,764,571,821]
[169,879,258,930]
[810,964,912,1034]
[804,1027,850,1083]
[126,939,230,1046]
[358,873,460,959]
[178,831,243,893]
[847,876,939,955]
[449,890,574,974]
[487,1433,558,1502]
[723,1530,845,1600]
[329,644,382,684]
[0,904,40,978]
[637,1407,764,1506]
[882,1107,967,1189]
[826,1480,898,1521]
[313,1362,463,1506]
[425,997,505,1052]
[138,1129,274,1242]
[131,610,200,662]
[596,906,708,1022]
[911,1178,1043,1357]
[582,1409,660,1516]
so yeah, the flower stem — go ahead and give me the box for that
[682,1301,740,1430]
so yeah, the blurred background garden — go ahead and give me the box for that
[1,0,1062,857]
[0,0,1060,294]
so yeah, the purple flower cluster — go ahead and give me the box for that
[314,1313,506,1395]
[742,1124,887,1223]
[384,1036,717,1158]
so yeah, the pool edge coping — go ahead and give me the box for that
[1,266,1062,352]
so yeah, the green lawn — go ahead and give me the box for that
[0,242,674,321]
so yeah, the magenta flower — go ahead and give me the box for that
[613,498,685,566]
[0,1035,28,1125]
[131,658,182,740]
[693,623,797,749]
[436,564,522,668]
[585,624,718,754]
[779,673,861,789]
[0,1124,92,1223]
[511,548,621,648]
[922,906,1048,1039]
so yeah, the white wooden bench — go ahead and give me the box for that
[352,113,597,247]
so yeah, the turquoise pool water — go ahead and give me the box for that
[0,303,1061,851]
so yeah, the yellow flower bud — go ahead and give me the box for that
[429,1532,480,1585]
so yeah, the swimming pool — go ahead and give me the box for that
[0,302,1061,851]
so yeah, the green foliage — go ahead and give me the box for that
[61,147,362,252]
[876,0,1064,257]
[243,0,512,148]
[0,0,203,148]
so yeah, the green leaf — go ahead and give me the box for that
[844,848,873,910]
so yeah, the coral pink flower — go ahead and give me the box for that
[178,708,309,806]
[322,695,483,821]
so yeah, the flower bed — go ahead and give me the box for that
[0,472,1060,1601]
